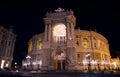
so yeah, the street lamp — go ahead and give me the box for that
[14,62,18,72]
[26,55,31,70]
[37,60,42,70]
[86,53,91,71]
[14,62,17,65]
[26,55,31,59]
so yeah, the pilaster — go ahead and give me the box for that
[66,47,76,70]
[48,24,52,41]
[66,40,76,70]
[67,23,70,40]
[44,24,48,41]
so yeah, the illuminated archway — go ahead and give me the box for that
[53,23,66,42]
[52,46,66,70]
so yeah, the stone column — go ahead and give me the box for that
[48,24,51,41]
[34,38,37,50]
[42,23,51,70]
[0,37,1,46]
[70,23,74,40]
[66,47,76,70]
[10,37,16,68]
[32,38,37,52]
[5,39,8,57]
[41,49,50,70]
[44,24,48,41]
[7,38,10,57]
[8,38,13,58]
[10,38,15,57]
[67,23,70,40]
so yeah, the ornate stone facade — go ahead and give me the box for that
[22,9,113,71]
[0,26,16,69]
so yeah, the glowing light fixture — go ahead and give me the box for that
[39,60,42,66]
[113,62,117,68]
[82,60,88,65]
[5,62,9,67]
[1,60,5,69]
[26,55,31,59]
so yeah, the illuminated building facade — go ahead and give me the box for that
[0,26,16,69]
[23,8,116,71]
[111,57,120,70]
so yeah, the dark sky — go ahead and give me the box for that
[0,0,119,64]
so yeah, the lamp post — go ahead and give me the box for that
[26,55,31,70]
[26,55,31,59]
[86,53,91,71]
[14,62,18,71]
[37,60,42,71]
[88,60,91,71]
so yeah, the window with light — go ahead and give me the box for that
[53,23,66,42]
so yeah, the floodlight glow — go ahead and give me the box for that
[53,24,66,37]
[5,63,9,67]
[26,55,31,59]
[1,60,5,69]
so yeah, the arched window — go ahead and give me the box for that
[93,37,97,48]
[76,41,79,46]
[76,35,79,38]
[77,53,80,59]
[53,23,66,42]
[38,40,42,50]
[28,41,32,53]
[53,23,66,37]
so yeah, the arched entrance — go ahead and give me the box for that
[53,46,66,70]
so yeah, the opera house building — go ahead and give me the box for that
[22,8,120,71]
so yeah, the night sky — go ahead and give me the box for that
[0,0,119,65]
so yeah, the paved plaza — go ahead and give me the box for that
[0,70,120,77]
